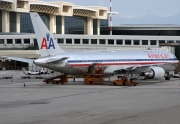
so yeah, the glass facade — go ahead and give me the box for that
[0,39,4,44]
[19,13,108,34]
[20,13,48,33]
[93,19,98,35]
[10,12,17,32]
[56,16,62,34]
[0,10,2,32]
[64,16,85,34]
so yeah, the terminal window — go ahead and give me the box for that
[0,39,4,44]
[66,39,72,44]
[74,39,80,44]
[134,40,140,45]
[15,39,21,44]
[58,39,64,44]
[159,40,165,43]
[83,39,89,44]
[167,40,174,43]
[142,40,148,45]
[91,39,97,44]
[125,40,131,45]
[150,40,156,45]
[116,40,123,45]
[7,39,13,44]
[108,39,114,45]
[24,39,30,44]
[99,39,106,44]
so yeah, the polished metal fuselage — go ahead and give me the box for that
[34,50,179,75]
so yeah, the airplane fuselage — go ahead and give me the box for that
[34,50,179,75]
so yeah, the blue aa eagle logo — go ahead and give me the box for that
[40,33,55,49]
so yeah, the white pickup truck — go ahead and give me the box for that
[173,73,180,78]
[27,70,40,75]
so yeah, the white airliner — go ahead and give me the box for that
[4,12,179,80]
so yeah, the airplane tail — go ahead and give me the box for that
[30,12,65,57]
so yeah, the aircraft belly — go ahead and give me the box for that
[160,64,176,72]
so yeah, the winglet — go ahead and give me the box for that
[30,12,65,57]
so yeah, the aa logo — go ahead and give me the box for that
[41,33,55,49]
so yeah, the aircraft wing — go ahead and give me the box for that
[104,63,165,74]
[2,56,34,64]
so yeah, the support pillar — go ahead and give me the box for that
[49,14,56,34]
[172,47,175,54]
[97,19,100,35]
[16,13,20,32]
[61,16,65,34]
[85,17,93,35]
[84,20,87,34]
[28,63,33,71]
[157,40,160,47]
[30,38,34,46]
[2,11,9,32]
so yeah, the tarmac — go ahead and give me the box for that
[0,70,180,124]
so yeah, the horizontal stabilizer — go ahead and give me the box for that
[45,57,69,64]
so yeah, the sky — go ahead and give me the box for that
[45,0,180,25]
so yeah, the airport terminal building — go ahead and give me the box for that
[0,0,180,70]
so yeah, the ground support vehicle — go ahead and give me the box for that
[112,76,137,86]
[84,74,104,85]
[84,67,104,85]
[1,76,12,79]
[21,76,31,79]
[27,70,40,75]
[43,75,68,84]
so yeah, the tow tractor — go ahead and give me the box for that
[112,76,137,86]
[84,67,104,85]
[43,75,68,84]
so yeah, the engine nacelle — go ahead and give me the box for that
[141,67,165,79]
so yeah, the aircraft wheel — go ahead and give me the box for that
[113,82,117,86]
[165,76,170,80]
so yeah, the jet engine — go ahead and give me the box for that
[140,67,165,79]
